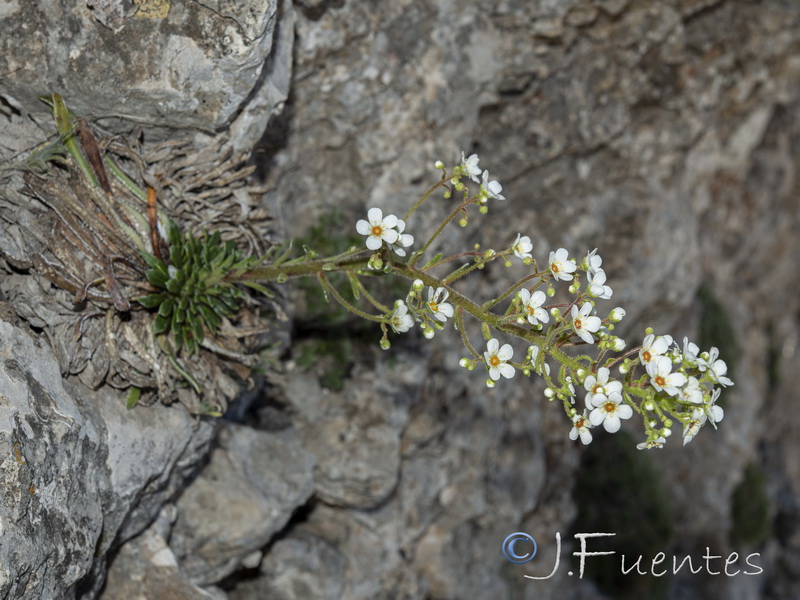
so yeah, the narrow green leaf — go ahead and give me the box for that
[158,297,175,318]
[153,314,170,335]
[165,278,182,294]
[145,268,169,288]
[241,280,272,296]
[126,386,141,409]
[141,252,165,270]
[190,315,205,342]
[138,293,166,309]
[198,303,221,331]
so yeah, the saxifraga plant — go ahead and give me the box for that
[17,94,734,451]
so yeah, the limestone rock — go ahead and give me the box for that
[0,0,288,141]
[169,423,316,586]
[0,318,217,598]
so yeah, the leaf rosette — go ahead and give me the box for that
[138,222,259,354]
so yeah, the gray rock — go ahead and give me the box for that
[169,423,316,586]
[0,0,288,140]
[100,513,226,600]
[0,317,217,599]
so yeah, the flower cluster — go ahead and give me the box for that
[348,153,732,451]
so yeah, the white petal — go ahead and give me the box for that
[497,363,515,379]
[356,220,372,235]
[497,344,514,361]
[603,415,621,433]
[381,229,399,244]
[367,207,383,223]
[366,236,383,250]
[588,408,605,427]
[616,404,633,419]
[487,338,499,354]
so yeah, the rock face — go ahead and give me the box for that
[1,0,800,599]
[0,318,217,599]
[0,0,289,150]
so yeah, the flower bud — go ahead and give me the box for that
[412,279,424,292]
[434,160,444,169]
[459,358,469,368]
[380,338,391,350]
[486,378,496,388]
[609,307,626,322]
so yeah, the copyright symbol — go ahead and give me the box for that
[502,532,537,564]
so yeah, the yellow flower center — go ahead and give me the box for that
[655,376,666,387]
[551,262,560,273]
[642,350,652,362]
[429,301,439,313]
[490,356,501,367]
[603,402,617,413]
[575,417,586,428]
[371,225,383,236]
[592,384,604,395]
[574,318,583,329]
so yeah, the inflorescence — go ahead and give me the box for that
[354,153,733,450]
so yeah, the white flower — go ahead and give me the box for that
[571,302,602,345]
[639,333,673,365]
[677,376,703,405]
[484,338,515,381]
[610,337,626,352]
[682,410,706,445]
[390,219,414,256]
[512,234,533,261]
[528,345,551,376]
[698,347,734,387]
[588,392,633,433]
[637,436,667,450]
[426,287,454,322]
[585,248,603,276]
[461,152,482,183]
[705,388,724,427]
[569,410,593,445]
[646,356,686,396]
[587,268,612,299]
[389,300,414,333]
[583,367,622,408]
[682,337,700,366]
[518,289,549,326]
[548,248,577,281]
[355,208,399,250]
[480,170,505,201]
